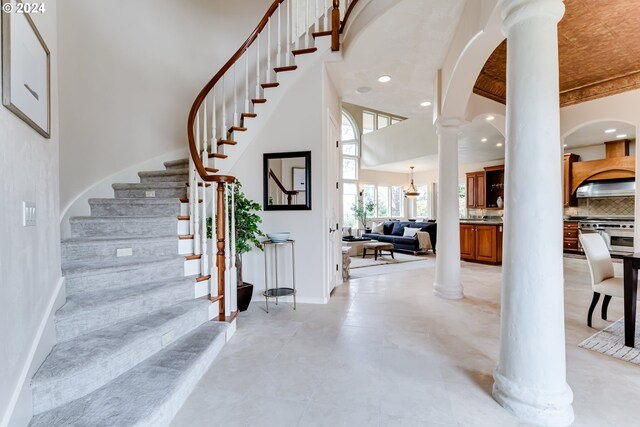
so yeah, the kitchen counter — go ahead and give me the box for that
[459,218,503,225]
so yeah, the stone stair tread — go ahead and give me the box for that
[89,198,184,204]
[30,322,226,427]
[62,255,183,277]
[30,302,220,420]
[55,276,194,332]
[112,182,187,189]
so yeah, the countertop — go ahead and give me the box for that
[459,218,503,225]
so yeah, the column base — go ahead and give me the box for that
[493,370,574,427]
[433,282,464,300]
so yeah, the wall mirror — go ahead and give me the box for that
[263,151,311,210]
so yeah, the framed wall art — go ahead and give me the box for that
[2,0,51,138]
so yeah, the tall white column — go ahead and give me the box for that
[433,118,463,300]
[493,1,573,426]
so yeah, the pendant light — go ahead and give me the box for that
[404,166,420,198]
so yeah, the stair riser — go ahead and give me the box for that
[32,303,210,415]
[70,218,177,238]
[115,188,187,199]
[55,283,193,342]
[65,259,184,296]
[90,201,181,217]
[139,174,188,183]
[62,239,179,263]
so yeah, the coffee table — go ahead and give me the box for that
[342,238,371,256]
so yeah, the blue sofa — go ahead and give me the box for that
[362,221,437,254]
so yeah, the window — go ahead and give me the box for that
[391,117,402,125]
[416,185,429,217]
[377,186,389,217]
[342,111,360,227]
[378,115,390,129]
[359,184,403,219]
[390,186,403,217]
[459,183,466,216]
[363,112,375,134]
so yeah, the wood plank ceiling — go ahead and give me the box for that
[473,0,640,107]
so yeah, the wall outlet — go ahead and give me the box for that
[161,330,175,347]
[116,248,133,257]
[145,191,156,198]
[22,202,36,227]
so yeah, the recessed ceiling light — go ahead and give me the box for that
[378,75,391,83]
[356,86,371,94]
[420,101,431,107]
[481,138,488,142]
[616,134,628,139]
[486,115,495,121]
[496,143,503,147]
[605,128,616,133]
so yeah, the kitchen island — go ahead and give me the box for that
[459,219,503,264]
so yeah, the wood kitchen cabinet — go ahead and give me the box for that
[563,221,580,253]
[466,172,485,208]
[460,223,503,264]
[484,165,504,209]
[563,153,579,207]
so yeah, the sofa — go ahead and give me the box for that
[362,221,437,254]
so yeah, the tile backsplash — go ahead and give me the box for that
[564,197,635,218]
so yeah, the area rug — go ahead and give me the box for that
[578,316,640,365]
[349,252,427,269]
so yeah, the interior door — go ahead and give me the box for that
[327,110,342,294]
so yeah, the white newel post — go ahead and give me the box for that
[433,118,463,300]
[492,1,574,426]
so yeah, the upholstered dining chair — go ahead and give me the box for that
[579,233,624,327]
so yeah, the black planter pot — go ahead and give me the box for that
[237,282,254,312]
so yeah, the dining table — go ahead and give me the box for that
[622,253,640,347]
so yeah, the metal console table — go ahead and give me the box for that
[263,239,296,313]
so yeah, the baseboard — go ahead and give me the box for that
[2,277,65,427]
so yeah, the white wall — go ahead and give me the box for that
[57,0,271,217]
[229,61,338,304]
[0,2,63,425]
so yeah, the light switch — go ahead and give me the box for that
[116,248,133,257]
[145,191,156,198]
[161,330,175,346]
[23,202,36,227]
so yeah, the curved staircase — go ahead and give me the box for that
[28,0,361,425]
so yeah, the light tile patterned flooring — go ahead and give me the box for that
[171,257,640,427]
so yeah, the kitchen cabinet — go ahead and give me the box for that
[484,165,504,209]
[460,223,503,264]
[466,172,485,208]
[563,221,579,253]
[563,153,579,207]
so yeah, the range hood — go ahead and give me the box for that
[576,180,635,198]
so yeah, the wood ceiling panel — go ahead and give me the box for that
[473,0,640,107]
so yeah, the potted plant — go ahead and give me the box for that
[352,199,375,230]
[207,181,264,311]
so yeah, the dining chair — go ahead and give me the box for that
[579,233,624,327]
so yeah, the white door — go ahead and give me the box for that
[326,110,342,293]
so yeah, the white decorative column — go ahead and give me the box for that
[493,1,574,426]
[433,118,463,300]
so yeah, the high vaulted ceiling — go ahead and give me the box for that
[474,0,640,107]
[327,0,465,118]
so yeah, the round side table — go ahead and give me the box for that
[262,239,296,313]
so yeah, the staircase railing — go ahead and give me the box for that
[186,0,359,321]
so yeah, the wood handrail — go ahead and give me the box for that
[339,0,360,33]
[268,169,299,205]
[187,0,287,183]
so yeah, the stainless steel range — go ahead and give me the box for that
[577,218,635,255]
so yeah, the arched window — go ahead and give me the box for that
[342,111,360,228]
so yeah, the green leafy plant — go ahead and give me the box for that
[207,181,264,286]
[352,199,375,229]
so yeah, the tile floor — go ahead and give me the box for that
[171,256,640,427]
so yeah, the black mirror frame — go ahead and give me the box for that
[263,151,312,211]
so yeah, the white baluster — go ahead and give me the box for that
[277,5,282,67]
[295,0,299,50]
[245,52,249,113]
[256,34,261,98]
[287,0,292,65]
[211,87,217,168]
[203,98,208,167]
[189,156,195,236]
[267,16,271,84]
[210,182,217,301]
[201,172,207,277]
[230,182,237,313]
[324,0,328,30]
[233,63,238,126]
[305,0,309,48]
[222,75,226,143]
[315,0,319,32]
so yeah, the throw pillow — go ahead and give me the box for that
[372,222,384,234]
[391,221,405,236]
[403,227,420,238]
